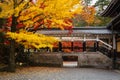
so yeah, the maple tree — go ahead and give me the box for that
[6,30,58,50]
[0,0,83,48]
[73,5,96,27]
[0,0,83,72]
[0,0,83,30]
[81,6,96,25]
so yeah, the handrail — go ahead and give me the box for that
[61,39,98,41]
[99,44,111,50]
[99,40,112,49]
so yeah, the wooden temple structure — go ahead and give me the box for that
[0,0,118,70]
[27,0,120,68]
[1,0,120,72]
[37,27,114,53]
[101,0,120,67]
[35,0,120,56]
[31,26,117,68]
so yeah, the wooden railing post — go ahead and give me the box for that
[71,41,74,52]
[83,35,86,52]
[112,34,117,69]
[94,42,97,52]
[59,42,62,52]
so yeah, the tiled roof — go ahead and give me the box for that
[101,0,120,31]
[36,27,118,36]
[101,0,120,17]
[107,13,120,30]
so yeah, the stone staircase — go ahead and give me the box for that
[28,52,112,69]
[78,52,112,69]
[116,58,120,69]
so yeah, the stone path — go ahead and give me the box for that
[63,61,78,67]
[0,67,120,80]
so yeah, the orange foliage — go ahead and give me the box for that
[53,41,83,52]
[62,41,71,52]
[86,41,94,47]
[81,6,96,25]
[73,41,83,52]
[63,49,71,53]
[53,42,59,48]
[53,41,96,52]
[74,41,83,47]
[62,42,71,47]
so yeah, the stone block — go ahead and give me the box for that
[78,52,112,68]
[28,52,63,67]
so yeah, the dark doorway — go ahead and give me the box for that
[62,56,78,67]
[62,56,78,61]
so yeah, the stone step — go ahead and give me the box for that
[63,61,77,67]
[78,52,112,68]
[28,52,112,69]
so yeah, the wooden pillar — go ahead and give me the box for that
[71,41,74,52]
[83,35,86,52]
[94,42,97,52]
[83,41,86,52]
[96,35,99,51]
[112,34,117,69]
[59,42,62,52]
[96,41,99,51]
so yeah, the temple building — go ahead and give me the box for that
[27,0,120,68]
[101,0,120,67]
[30,27,117,68]
[37,27,114,53]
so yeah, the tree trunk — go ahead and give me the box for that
[9,40,16,72]
[0,18,5,64]
[8,16,17,72]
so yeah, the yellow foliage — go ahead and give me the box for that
[18,0,83,29]
[0,0,83,50]
[0,0,14,18]
[0,0,29,18]
[6,30,59,50]
[0,0,83,29]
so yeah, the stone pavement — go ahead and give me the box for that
[0,67,120,80]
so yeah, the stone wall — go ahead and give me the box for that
[28,52,112,68]
[28,52,63,67]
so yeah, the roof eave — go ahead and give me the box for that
[101,0,120,17]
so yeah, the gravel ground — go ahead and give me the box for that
[0,67,120,80]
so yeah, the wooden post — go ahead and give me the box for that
[94,42,97,52]
[71,41,74,52]
[112,34,117,69]
[83,41,86,52]
[83,35,86,52]
[59,42,62,52]
[96,41,99,51]
[96,35,99,51]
